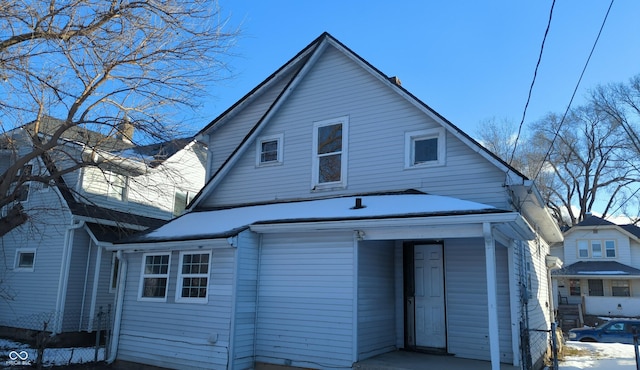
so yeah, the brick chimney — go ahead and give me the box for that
[116,117,134,143]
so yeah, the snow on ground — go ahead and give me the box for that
[1,338,104,367]
[561,341,638,369]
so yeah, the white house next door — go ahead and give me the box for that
[414,244,446,348]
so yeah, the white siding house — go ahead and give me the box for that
[0,120,207,341]
[110,33,563,370]
[552,215,640,317]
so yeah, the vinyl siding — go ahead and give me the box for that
[444,238,513,363]
[231,231,260,369]
[117,246,235,370]
[61,229,91,332]
[563,228,632,266]
[204,45,510,210]
[0,181,71,330]
[524,238,553,368]
[255,232,355,369]
[357,240,396,360]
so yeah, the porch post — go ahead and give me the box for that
[508,241,520,368]
[483,222,500,370]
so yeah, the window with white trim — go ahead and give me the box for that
[312,117,348,189]
[605,240,616,258]
[577,239,617,259]
[577,240,589,258]
[15,249,36,272]
[139,253,170,301]
[176,251,211,303]
[256,133,284,166]
[405,128,445,168]
[173,190,194,216]
[106,171,127,201]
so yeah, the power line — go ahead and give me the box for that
[531,0,615,184]
[509,0,556,165]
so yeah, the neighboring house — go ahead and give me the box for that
[109,33,563,370]
[552,215,640,317]
[0,117,207,337]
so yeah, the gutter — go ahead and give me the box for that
[107,250,127,364]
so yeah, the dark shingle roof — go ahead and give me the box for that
[553,261,640,276]
[569,214,640,239]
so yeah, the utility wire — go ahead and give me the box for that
[531,0,615,184]
[509,0,556,165]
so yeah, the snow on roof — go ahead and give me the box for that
[123,193,498,243]
[576,271,628,275]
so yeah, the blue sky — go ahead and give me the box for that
[200,0,640,138]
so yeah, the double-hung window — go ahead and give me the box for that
[605,240,616,258]
[256,133,284,166]
[405,128,446,168]
[312,117,348,189]
[139,253,170,301]
[577,240,589,258]
[176,251,211,303]
[591,241,602,258]
[106,171,127,201]
[611,280,630,297]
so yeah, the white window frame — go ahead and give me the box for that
[605,240,616,258]
[311,116,349,190]
[591,240,603,258]
[106,171,128,201]
[109,252,120,293]
[138,252,171,302]
[404,128,446,168]
[14,248,36,272]
[175,251,212,304]
[256,133,284,167]
[577,240,589,258]
[173,190,194,216]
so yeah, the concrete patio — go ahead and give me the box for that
[353,351,520,370]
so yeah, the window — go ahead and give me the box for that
[569,279,581,296]
[605,240,616,258]
[405,128,446,168]
[139,253,170,301]
[312,117,348,189]
[15,249,36,272]
[176,251,211,303]
[256,134,284,166]
[577,240,588,258]
[106,171,127,201]
[611,280,630,297]
[110,253,120,293]
[591,241,602,258]
[173,191,194,216]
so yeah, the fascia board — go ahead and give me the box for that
[106,238,231,252]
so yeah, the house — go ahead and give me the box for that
[0,117,207,339]
[552,215,640,317]
[109,33,563,370]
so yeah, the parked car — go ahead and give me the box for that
[568,319,640,344]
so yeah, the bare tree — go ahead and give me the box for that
[0,0,237,237]
[477,100,639,228]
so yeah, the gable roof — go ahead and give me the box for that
[553,261,640,277]
[188,32,530,211]
[565,214,640,241]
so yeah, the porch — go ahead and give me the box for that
[353,351,519,370]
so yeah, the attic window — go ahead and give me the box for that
[15,249,36,272]
[256,134,284,166]
[405,128,445,168]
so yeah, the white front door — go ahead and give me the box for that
[414,244,446,348]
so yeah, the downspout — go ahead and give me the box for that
[107,250,127,364]
[252,235,264,366]
[87,245,104,332]
[54,219,85,333]
[79,238,93,330]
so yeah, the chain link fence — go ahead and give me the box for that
[1,305,111,368]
